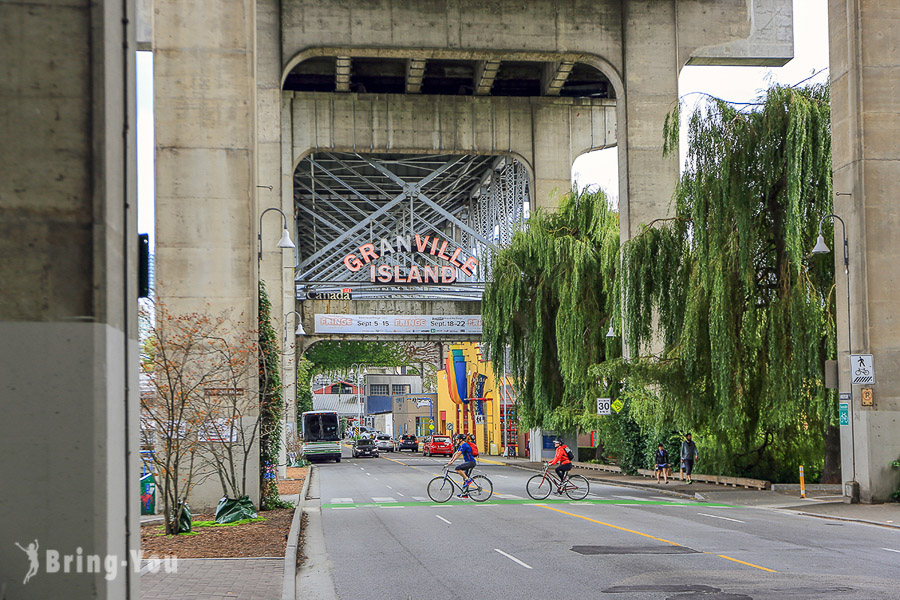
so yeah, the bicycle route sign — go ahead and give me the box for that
[850,354,875,385]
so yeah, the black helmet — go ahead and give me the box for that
[455,433,466,441]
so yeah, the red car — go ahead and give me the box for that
[423,435,453,457]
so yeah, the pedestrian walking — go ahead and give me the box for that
[680,433,699,484]
[653,443,670,484]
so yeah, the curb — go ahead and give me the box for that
[497,461,701,502]
[788,509,900,530]
[282,465,313,600]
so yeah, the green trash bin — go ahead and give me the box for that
[140,472,156,515]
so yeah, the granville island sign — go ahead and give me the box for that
[342,234,480,284]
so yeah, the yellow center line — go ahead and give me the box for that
[537,505,776,573]
[539,505,680,545]
[714,554,777,573]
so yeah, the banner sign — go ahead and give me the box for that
[315,314,482,335]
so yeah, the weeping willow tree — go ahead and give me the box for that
[598,84,837,481]
[482,188,620,433]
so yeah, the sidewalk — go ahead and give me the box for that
[485,455,900,529]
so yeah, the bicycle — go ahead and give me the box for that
[526,463,590,500]
[427,466,493,503]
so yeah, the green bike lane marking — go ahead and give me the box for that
[322,498,735,509]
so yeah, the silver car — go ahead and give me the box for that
[375,434,394,452]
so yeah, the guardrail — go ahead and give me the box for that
[571,461,769,490]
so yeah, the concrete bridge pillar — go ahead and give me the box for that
[154,0,263,508]
[829,0,900,502]
[0,1,139,597]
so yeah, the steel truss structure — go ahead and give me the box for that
[293,152,529,301]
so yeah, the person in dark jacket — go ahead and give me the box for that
[681,433,699,483]
[654,443,670,484]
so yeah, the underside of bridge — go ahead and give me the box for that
[285,56,616,99]
[293,152,529,302]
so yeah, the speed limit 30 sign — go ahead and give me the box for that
[596,398,612,416]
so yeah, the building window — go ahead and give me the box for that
[369,384,389,396]
[333,383,354,394]
[392,384,410,395]
[415,416,431,437]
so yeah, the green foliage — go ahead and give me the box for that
[600,84,836,480]
[296,356,315,416]
[482,188,621,433]
[304,340,409,372]
[258,282,286,510]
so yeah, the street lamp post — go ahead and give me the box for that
[258,207,295,264]
[349,362,367,435]
[812,213,857,500]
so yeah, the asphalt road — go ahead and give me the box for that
[312,447,900,600]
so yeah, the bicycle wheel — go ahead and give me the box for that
[468,475,493,502]
[526,474,552,500]
[564,474,589,500]
[427,476,454,503]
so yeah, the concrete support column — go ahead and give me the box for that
[829,0,900,502]
[532,101,577,210]
[257,0,293,478]
[619,0,680,239]
[154,0,261,509]
[0,1,139,597]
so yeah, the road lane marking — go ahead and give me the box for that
[613,495,650,501]
[372,497,396,503]
[537,505,776,573]
[386,485,393,490]
[332,507,356,510]
[494,549,532,569]
[396,492,405,497]
[322,498,733,509]
[331,498,353,503]
[366,472,372,476]
[698,513,745,523]
[538,505,680,545]
[715,554,776,572]
[436,515,452,525]
[882,548,900,554]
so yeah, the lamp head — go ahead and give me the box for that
[277,228,296,249]
[294,322,306,336]
[811,234,830,255]
[606,324,616,338]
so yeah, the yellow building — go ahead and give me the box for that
[435,343,519,456]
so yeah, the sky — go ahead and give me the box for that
[137,0,829,245]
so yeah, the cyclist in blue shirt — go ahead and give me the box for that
[446,433,476,498]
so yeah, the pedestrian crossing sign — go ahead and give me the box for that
[611,398,625,413]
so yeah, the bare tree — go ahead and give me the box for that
[140,302,254,533]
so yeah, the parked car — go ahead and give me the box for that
[397,435,418,452]
[352,438,379,458]
[357,427,377,439]
[375,434,394,452]
[423,435,453,457]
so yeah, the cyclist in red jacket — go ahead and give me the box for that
[548,439,572,491]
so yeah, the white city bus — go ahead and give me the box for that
[301,410,342,463]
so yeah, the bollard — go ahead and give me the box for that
[799,465,806,498]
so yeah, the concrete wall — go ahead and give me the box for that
[0,1,139,597]
[829,0,900,502]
